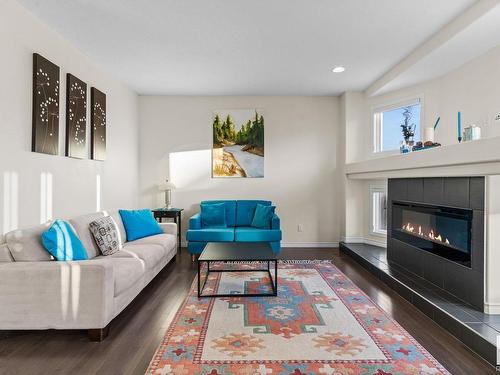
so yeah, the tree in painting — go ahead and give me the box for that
[212,110,264,178]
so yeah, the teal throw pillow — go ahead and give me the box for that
[201,203,227,228]
[251,204,276,229]
[119,209,163,241]
[41,219,88,261]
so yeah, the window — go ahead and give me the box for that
[373,99,421,153]
[370,186,387,236]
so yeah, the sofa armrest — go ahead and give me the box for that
[0,243,13,262]
[0,259,115,330]
[159,222,177,236]
[271,213,280,230]
[189,213,202,230]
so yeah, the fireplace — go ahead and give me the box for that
[387,177,484,310]
[392,201,472,267]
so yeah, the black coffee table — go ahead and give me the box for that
[197,242,278,298]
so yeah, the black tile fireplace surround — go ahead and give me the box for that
[388,177,484,310]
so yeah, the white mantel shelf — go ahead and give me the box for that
[346,137,500,179]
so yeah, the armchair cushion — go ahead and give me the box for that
[251,204,276,229]
[236,200,271,226]
[187,228,234,242]
[201,200,237,227]
[200,203,226,228]
[189,213,202,230]
[271,213,280,230]
[234,227,282,242]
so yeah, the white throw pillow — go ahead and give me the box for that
[89,216,120,256]
[5,223,53,261]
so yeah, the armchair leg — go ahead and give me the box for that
[88,325,109,342]
[191,254,196,262]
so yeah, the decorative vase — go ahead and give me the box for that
[400,140,411,154]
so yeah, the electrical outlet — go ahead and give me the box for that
[495,113,500,122]
[297,224,303,232]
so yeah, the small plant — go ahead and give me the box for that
[401,106,416,142]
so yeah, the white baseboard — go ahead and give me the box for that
[341,236,364,243]
[181,242,339,248]
[282,242,339,248]
[483,302,500,314]
[364,238,387,248]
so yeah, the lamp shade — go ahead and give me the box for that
[158,180,176,191]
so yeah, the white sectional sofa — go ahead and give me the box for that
[0,210,177,341]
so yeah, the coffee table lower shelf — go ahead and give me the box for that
[197,260,278,298]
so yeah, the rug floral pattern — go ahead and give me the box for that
[146,261,450,374]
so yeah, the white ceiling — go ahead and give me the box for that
[374,3,500,95]
[18,0,476,95]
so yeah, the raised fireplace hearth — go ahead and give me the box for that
[388,177,484,310]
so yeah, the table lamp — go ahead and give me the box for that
[158,179,176,209]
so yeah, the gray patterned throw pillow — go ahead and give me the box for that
[89,216,120,256]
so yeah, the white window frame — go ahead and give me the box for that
[369,185,387,237]
[372,96,424,154]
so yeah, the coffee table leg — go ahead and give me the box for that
[198,261,211,298]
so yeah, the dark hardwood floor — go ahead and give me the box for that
[0,248,494,375]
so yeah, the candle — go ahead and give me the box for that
[458,112,462,141]
[433,116,441,130]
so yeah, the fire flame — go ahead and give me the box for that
[402,223,451,246]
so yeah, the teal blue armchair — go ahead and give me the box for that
[186,200,282,257]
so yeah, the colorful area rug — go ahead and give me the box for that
[146,261,449,374]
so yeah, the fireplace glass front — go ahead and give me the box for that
[392,201,472,267]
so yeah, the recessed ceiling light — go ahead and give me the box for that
[332,66,345,73]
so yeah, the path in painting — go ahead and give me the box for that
[224,145,264,178]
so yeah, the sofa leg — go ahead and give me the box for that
[88,325,109,342]
[191,254,196,262]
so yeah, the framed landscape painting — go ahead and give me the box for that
[212,109,264,178]
[32,53,60,155]
[65,73,87,159]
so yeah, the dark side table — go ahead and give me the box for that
[152,208,183,247]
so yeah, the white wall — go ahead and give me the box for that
[360,44,500,163]
[138,96,340,246]
[485,175,500,313]
[0,0,139,237]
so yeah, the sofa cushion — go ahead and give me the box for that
[89,216,120,256]
[107,209,127,247]
[186,228,234,242]
[251,204,276,229]
[234,226,282,242]
[122,243,166,270]
[201,203,226,228]
[41,219,88,261]
[201,200,236,227]
[110,257,145,296]
[236,200,271,226]
[127,233,176,253]
[69,212,105,259]
[5,223,53,261]
[119,209,163,241]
